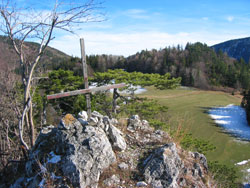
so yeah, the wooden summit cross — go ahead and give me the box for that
[47,38,126,119]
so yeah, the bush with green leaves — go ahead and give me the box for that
[179,133,216,154]
[90,69,181,90]
[208,161,240,188]
[118,97,168,129]
[39,69,180,119]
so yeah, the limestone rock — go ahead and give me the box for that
[9,112,214,188]
[102,116,111,132]
[127,115,142,132]
[108,124,126,152]
[193,152,208,171]
[78,118,88,126]
[127,115,154,132]
[91,111,103,119]
[136,181,148,187]
[24,117,116,188]
[88,116,98,126]
[40,125,54,134]
[143,143,183,188]
[141,120,154,131]
[78,111,88,120]
[103,174,120,187]
[118,162,129,170]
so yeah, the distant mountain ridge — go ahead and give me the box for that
[212,37,250,63]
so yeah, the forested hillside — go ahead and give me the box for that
[212,37,250,63]
[2,34,250,90]
[86,43,250,90]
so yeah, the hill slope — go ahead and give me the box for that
[212,37,250,63]
[0,35,70,70]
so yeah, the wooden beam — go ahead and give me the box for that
[80,38,91,119]
[47,83,126,100]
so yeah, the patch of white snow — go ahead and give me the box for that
[214,120,230,125]
[47,151,61,164]
[209,115,230,119]
[235,160,250,166]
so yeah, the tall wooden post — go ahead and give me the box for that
[112,88,117,114]
[80,38,91,119]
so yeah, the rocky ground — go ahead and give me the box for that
[9,111,216,188]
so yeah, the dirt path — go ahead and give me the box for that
[141,90,243,100]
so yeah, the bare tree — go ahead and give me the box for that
[0,65,23,169]
[0,0,103,151]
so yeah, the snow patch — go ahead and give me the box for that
[214,120,230,125]
[47,151,61,164]
[235,159,250,166]
[208,104,250,140]
[209,115,230,119]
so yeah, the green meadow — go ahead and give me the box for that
[140,86,250,167]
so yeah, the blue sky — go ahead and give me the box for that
[11,0,250,56]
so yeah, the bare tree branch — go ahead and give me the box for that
[0,0,105,156]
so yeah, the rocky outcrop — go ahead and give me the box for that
[142,144,210,188]
[12,113,118,188]
[143,143,183,188]
[10,112,214,188]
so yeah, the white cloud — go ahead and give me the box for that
[49,31,248,57]
[122,9,149,19]
[227,16,234,22]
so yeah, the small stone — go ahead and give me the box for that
[103,116,110,124]
[118,162,129,170]
[108,124,126,152]
[136,181,147,187]
[127,114,142,131]
[78,118,88,126]
[78,111,88,120]
[88,117,98,126]
[102,116,110,132]
[152,180,163,188]
[142,120,149,126]
[41,125,54,134]
[193,152,208,170]
[111,118,119,125]
[131,115,140,120]
[103,174,120,186]
[155,130,164,135]
[179,177,186,186]
[91,111,103,119]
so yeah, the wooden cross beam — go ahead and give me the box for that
[47,38,126,119]
[47,83,126,100]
